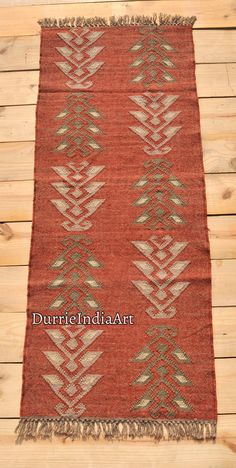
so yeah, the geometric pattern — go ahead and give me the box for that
[56,29,104,89]
[132,325,192,418]
[131,235,190,319]
[55,93,102,158]
[48,235,102,314]
[133,158,186,230]
[129,28,176,87]
[129,92,181,155]
[51,161,105,231]
[43,325,103,416]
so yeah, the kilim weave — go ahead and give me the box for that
[16,13,217,443]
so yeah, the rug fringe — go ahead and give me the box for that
[38,13,197,29]
[15,417,216,444]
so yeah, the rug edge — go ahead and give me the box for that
[15,417,216,444]
[38,13,197,29]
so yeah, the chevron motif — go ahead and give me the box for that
[129,28,176,87]
[55,93,102,158]
[133,158,186,230]
[43,325,103,416]
[129,92,181,155]
[56,29,104,89]
[51,161,105,231]
[48,235,102,314]
[131,235,190,319]
[132,325,192,418]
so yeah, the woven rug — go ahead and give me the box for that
[16,13,217,443]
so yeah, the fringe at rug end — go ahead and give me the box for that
[15,417,216,444]
[38,13,197,29]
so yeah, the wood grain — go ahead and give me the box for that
[0,2,236,466]
[1,308,235,363]
[0,65,236,107]
[213,308,236,358]
[0,358,235,417]
[0,417,235,468]
[0,105,35,142]
[0,142,34,181]
[207,216,236,259]
[0,259,235,313]
[1,136,236,176]
[1,31,236,73]
[1,0,236,37]
[1,98,236,176]
[0,216,236,266]
[1,174,236,222]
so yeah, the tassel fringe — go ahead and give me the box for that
[15,417,216,444]
[38,13,197,29]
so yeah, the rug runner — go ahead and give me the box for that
[16,13,217,443]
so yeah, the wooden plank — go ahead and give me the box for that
[0,0,120,5]
[1,98,236,175]
[197,64,236,98]
[212,260,236,307]
[0,417,235,468]
[213,308,236,358]
[1,135,235,178]
[0,259,235,313]
[0,35,40,72]
[206,174,236,215]
[1,174,236,222]
[193,30,236,64]
[207,216,236,259]
[0,313,25,362]
[0,105,35,142]
[0,222,31,265]
[0,266,28,313]
[0,216,236,267]
[0,181,33,221]
[200,98,236,174]
[1,307,235,363]
[0,358,235,417]
[0,71,38,106]
[1,1,236,37]
[1,31,236,73]
[0,142,34,181]
[0,65,236,106]
[4,0,133,4]
[5,0,232,3]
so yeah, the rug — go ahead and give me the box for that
[16,13,217,443]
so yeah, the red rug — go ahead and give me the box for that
[16,13,217,443]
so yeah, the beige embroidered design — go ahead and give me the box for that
[129,28,176,87]
[48,235,102,314]
[51,161,105,231]
[131,235,190,318]
[129,92,181,155]
[55,93,102,158]
[56,30,104,89]
[43,325,103,416]
[133,158,186,230]
[131,325,192,417]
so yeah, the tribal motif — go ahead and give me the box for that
[129,28,176,87]
[133,158,186,230]
[55,93,102,158]
[56,29,104,89]
[131,235,190,319]
[48,235,102,314]
[43,325,103,416]
[51,161,105,231]
[129,92,181,155]
[132,325,192,417]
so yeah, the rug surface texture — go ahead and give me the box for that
[16,14,217,443]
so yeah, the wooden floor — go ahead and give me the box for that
[0,0,236,467]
